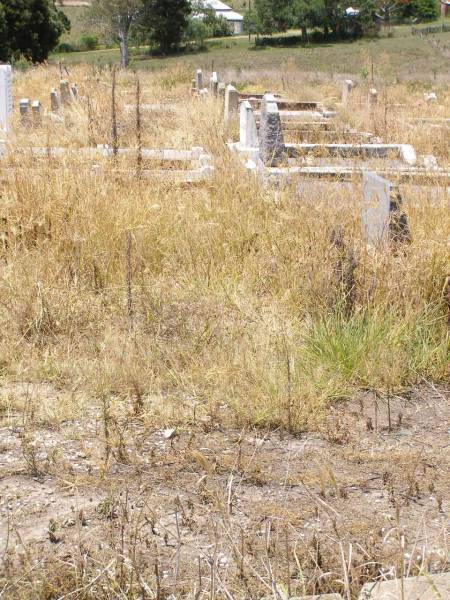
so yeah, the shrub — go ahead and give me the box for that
[55,42,76,53]
[80,34,99,51]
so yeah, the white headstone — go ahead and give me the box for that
[50,88,60,112]
[424,92,437,103]
[368,88,378,107]
[209,72,219,96]
[19,98,31,128]
[224,85,239,122]
[32,100,42,128]
[239,101,258,148]
[0,65,13,134]
[342,79,354,106]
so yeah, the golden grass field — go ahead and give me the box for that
[0,63,448,598]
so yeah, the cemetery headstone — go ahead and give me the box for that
[362,171,410,247]
[19,99,31,128]
[218,82,226,98]
[224,85,239,122]
[60,80,71,106]
[368,88,378,107]
[71,84,78,100]
[195,69,203,91]
[50,89,61,112]
[342,80,354,106]
[239,101,258,148]
[32,100,42,128]
[424,92,437,103]
[210,72,219,96]
[259,94,285,166]
[225,84,240,122]
[0,65,13,134]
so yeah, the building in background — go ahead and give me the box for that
[441,0,450,17]
[203,0,244,34]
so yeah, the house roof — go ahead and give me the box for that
[215,9,244,21]
[203,0,244,19]
[206,0,234,10]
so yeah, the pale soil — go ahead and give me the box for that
[0,382,449,596]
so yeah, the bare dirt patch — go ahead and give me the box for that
[0,383,448,598]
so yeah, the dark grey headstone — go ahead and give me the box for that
[259,94,285,166]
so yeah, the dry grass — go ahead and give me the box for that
[0,63,448,598]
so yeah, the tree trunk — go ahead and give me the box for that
[118,17,130,68]
[301,25,308,42]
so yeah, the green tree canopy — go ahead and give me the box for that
[0,0,68,63]
[140,0,191,54]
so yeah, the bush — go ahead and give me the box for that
[55,42,76,53]
[255,34,304,47]
[79,34,99,51]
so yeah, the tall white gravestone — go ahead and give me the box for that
[239,101,258,149]
[0,65,13,134]
[362,171,410,247]
[362,171,392,247]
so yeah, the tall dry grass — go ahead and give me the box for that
[0,63,448,433]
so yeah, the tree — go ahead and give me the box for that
[0,0,68,63]
[87,0,143,68]
[253,0,293,34]
[140,0,191,54]
[291,0,322,40]
[373,0,411,26]
[402,0,439,20]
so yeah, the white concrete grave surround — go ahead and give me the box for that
[0,65,13,134]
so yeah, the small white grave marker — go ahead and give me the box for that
[210,72,219,96]
[32,100,42,128]
[50,89,60,112]
[0,65,13,134]
[342,80,354,106]
[19,98,31,127]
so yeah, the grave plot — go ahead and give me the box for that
[1,70,215,184]
[228,93,450,185]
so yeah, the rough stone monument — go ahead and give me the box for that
[60,80,71,106]
[259,94,285,166]
[0,65,13,134]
